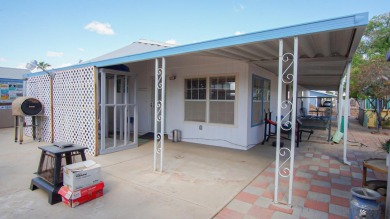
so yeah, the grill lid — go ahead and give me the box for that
[21,98,42,115]
[12,97,43,116]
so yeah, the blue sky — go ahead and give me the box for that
[0,0,389,70]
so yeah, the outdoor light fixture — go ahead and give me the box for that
[25,60,38,71]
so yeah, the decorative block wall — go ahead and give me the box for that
[53,66,97,156]
[26,74,52,142]
[26,66,97,156]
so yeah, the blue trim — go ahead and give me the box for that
[251,74,270,127]
[23,72,48,78]
[24,12,368,78]
[0,78,23,82]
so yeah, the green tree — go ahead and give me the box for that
[350,12,390,132]
[37,61,51,70]
[357,13,390,59]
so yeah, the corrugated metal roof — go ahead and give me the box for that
[85,40,176,63]
[25,12,368,91]
[0,67,30,79]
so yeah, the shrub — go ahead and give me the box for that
[382,139,390,153]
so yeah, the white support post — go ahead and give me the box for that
[160,57,166,172]
[105,78,109,137]
[134,75,138,145]
[154,59,158,171]
[337,79,343,131]
[274,37,298,206]
[153,58,166,172]
[100,70,106,152]
[124,76,128,145]
[127,76,133,143]
[274,39,283,204]
[343,62,351,165]
[287,36,298,206]
[113,74,117,148]
[120,77,124,141]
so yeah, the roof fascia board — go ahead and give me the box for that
[25,12,368,78]
[23,71,48,78]
[347,27,366,59]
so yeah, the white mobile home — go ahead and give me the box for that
[25,13,368,204]
[24,12,368,155]
[24,12,368,204]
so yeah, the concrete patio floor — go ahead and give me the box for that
[215,119,388,219]
[0,127,275,219]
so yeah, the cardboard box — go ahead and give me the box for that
[58,181,104,208]
[63,160,101,191]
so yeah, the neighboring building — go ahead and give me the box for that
[308,91,337,108]
[357,47,390,128]
[23,13,367,158]
[297,90,337,118]
[0,67,30,128]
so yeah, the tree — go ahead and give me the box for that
[37,61,51,70]
[350,12,390,132]
[357,13,390,60]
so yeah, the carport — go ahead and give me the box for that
[24,12,368,207]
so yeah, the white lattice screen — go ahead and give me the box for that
[26,75,52,142]
[26,67,97,156]
[53,66,97,156]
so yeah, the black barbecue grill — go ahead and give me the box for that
[12,97,43,144]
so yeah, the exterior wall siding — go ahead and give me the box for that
[131,55,251,149]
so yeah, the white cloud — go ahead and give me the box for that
[0,57,6,62]
[165,39,177,45]
[47,51,64,57]
[78,48,85,52]
[235,31,244,35]
[84,21,115,35]
[56,63,73,68]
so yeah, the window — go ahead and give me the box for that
[251,75,270,126]
[210,76,235,124]
[185,78,206,122]
[185,76,236,125]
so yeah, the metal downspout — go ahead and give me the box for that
[343,62,351,165]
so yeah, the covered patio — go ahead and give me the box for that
[23,12,369,209]
[1,119,388,218]
[0,127,275,218]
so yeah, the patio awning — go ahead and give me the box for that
[25,13,368,91]
[198,29,360,91]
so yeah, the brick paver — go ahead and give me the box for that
[214,119,387,218]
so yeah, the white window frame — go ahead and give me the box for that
[184,77,207,122]
[251,74,271,127]
[184,74,238,126]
